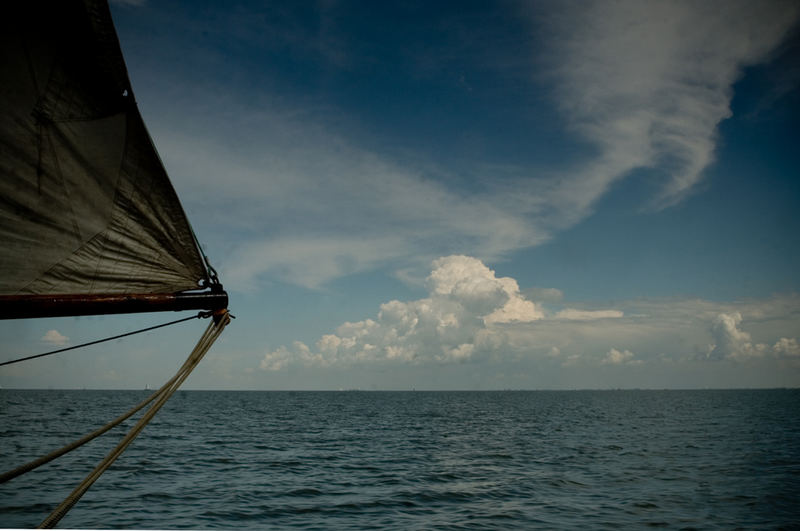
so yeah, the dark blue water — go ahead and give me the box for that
[1,390,798,529]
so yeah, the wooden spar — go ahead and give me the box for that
[0,290,228,320]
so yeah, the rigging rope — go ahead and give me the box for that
[0,389,159,484]
[0,312,209,367]
[37,310,231,529]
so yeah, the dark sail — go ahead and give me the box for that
[0,1,220,311]
[0,6,230,524]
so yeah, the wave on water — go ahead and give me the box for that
[1,389,799,529]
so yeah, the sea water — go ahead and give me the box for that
[1,389,798,529]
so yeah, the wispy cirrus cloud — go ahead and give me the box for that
[150,96,545,289]
[554,309,623,321]
[135,1,798,291]
[537,0,799,210]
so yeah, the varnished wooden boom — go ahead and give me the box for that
[0,291,228,319]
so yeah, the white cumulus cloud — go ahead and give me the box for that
[41,330,68,347]
[706,312,800,362]
[602,348,641,365]
[259,255,543,370]
[707,312,767,360]
[256,260,800,384]
[773,337,800,357]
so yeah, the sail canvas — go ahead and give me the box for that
[0,0,210,297]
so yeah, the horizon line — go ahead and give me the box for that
[2,387,797,392]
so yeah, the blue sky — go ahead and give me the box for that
[2,0,799,390]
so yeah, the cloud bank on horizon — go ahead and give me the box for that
[259,255,800,375]
[131,0,799,292]
[3,1,799,392]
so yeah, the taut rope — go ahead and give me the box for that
[36,310,231,529]
[0,312,209,367]
[0,389,158,484]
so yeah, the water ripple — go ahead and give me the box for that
[1,389,799,529]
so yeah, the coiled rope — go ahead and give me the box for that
[34,310,231,529]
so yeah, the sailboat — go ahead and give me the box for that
[0,0,230,526]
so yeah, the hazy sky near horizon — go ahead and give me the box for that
[2,0,800,390]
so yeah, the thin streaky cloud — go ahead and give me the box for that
[136,1,798,292]
[538,0,799,210]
